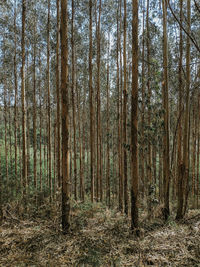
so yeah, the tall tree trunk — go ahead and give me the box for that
[47,0,52,200]
[82,82,87,201]
[33,19,37,193]
[141,0,145,197]
[61,0,70,233]
[106,37,110,207]
[96,0,102,202]
[196,93,200,208]
[21,0,27,200]
[146,0,152,186]
[14,1,18,181]
[192,105,197,207]
[71,0,77,200]
[162,0,170,220]
[89,0,94,202]
[183,0,191,215]
[39,52,42,192]
[131,0,139,232]
[4,66,8,186]
[119,0,124,211]
[56,0,61,188]
[123,0,128,215]
[176,0,184,220]
[117,0,123,212]
[76,68,84,201]
[8,89,12,177]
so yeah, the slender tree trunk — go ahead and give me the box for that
[176,0,184,220]
[196,94,200,208]
[26,55,30,188]
[131,0,139,232]
[14,1,18,181]
[162,0,170,220]
[106,37,110,207]
[159,143,163,202]
[89,0,94,202]
[117,0,123,212]
[183,0,191,216]
[47,0,52,200]
[21,0,27,200]
[39,52,42,192]
[26,92,30,187]
[119,0,124,211]
[33,20,37,193]
[82,83,87,201]
[191,105,196,207]
[71,0,77,200]
[146,0,152,185]
[8,89,12,177]
[141,0,145,197]
[76,71,83,201]
[96,0,102,202]
[61,0,70,233]
[53,122,56,195]
[56,0,61,188]
[146,0,153,219]
[123,0,128,215]
[4,68,8,186]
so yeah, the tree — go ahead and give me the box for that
[61,0,70,233]
[71,0,77,200]
[21,0,27,200]
[56,0,61,188]
[33,13,37,193]
[162,0,170,220]
[131,0,139,232]
[47,0,52,200]
[123,0,128,215]
[176,0,183,220]
[89,0,94,202]
[96,0,102,202]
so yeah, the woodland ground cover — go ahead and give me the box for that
[0,199,200,266]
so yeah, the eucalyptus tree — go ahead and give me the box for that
[61,0,70,233]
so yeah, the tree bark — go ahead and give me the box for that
[131,0,139,232]
[162,0,170,221]
[21,0,27,200]
[61,0,70,233]
[123,0,128,216]
[89,0,94,202]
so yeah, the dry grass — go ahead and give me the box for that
[0,200,200,266]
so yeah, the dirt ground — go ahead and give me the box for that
[0,201,200,266]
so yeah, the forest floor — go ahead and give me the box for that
[0,200,200,267]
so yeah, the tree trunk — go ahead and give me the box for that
[47,0,52,200]
[183,0,191,216]
[162,0,170,221]
[96,0,102,202]
[131,0,139,232]
[106,37,110,207]
[33,19,37,193]
[39,52,43,192]
[71,0,77,200]
[176,0,184,221]
[89,0,94,202]
[56,0,61,188]
[14,2,18,181]
[123,0,128,216]
[21,0,27,200]
[61,0,70,233]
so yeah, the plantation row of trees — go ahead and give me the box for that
[0,0,199,232]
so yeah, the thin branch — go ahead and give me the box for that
[167,0,200,53]
[193,0,200,14]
